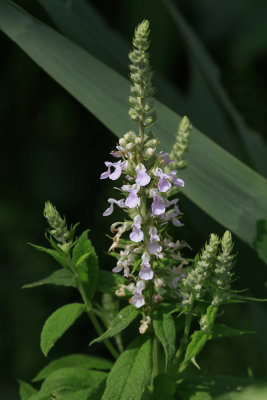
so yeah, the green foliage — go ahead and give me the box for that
[90,305,140,345]
[102,335,152,400]
[28,243,69,269]
[33,354,112,382]
[183,330,209,365]
[72,230,99,301]
[153,310,176,370]
[18,380,37,400]
[1,1,267,250]
[40,303,85,356]
[211,324,253,339]
[30,368,107,400]
[153,373,176,400]
[22,269,76,289]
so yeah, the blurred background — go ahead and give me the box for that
[1,0,267,398]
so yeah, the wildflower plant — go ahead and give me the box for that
[20,20,256,400]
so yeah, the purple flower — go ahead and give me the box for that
[139,265,154,280]
[125,190,139,208]
[136,164,151,186]
[152,196,165,215]
[100,160,128,181]
[131,280,146,308]
[103,198,125,216]
[147,227,162,254]
[158,176,171,192]
[170,170,184,187]
[130,215,144,242]
[159,151,171,163]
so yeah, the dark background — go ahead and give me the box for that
[1,0,267,398]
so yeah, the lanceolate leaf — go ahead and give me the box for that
[90,305,140,345]
[183,330,209,365]
[211,324,253,339]
[33,354,112,382]
[1,2,267,249]
[102,335,152,400]
[41,303,85,356]
[72,230,99,301]
[28,243,69,269]
[153,310,176,369]
[22,269,76,289]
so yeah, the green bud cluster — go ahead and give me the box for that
[44,201,71,252]
[128,20,157,131]
[119,129,161,161]
[182,234,220,300]
[212,231,235,306]
[169,116,191,170]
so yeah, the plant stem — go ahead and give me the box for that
[168,293,195,376]
[68,256,119,359]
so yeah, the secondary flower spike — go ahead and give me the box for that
[100,19,191,311]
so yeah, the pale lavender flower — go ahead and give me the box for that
[158,176,171,192]
[159,151,171,163]
[131,280,145,308]
[147,227,162,254]
[152,196,165,215]
[130,215,144,242]
[100,160,128,181]
[136,164,151,186]
[139,265,153,280]
[125,189,139,208]
[103,198,125,216]
[169,170,184,187]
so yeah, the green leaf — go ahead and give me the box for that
[90,305,140,345]
[72,230,99,301]
[211,324,253,339]
[28,243,69,269]
[40,367,106,400]
[33,354,112,381]
[18,380,37,400]
[254,219,267,265]
[183,330,209,365]
[102,335,152,400]
[163,0,267,177]
[1,2,267,249]
[153,373,176,400]
[96,270,128,294]
[22,269,76,289]
[41,303,85,356]
[153,310,176,370]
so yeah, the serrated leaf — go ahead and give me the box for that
[23,269,76,289]
[153,373,176,400]
[40,367,106,399]
[102,335,152,400]
[33,354,112,381]
[1,2,267,249]
[41,303,85,356]
[211,324,254,339]
[96,270,128,294]
[72,230,99,301]
[18,380,37,400]
[183,330,209,365]
[153,310,176,370]
[28,243,69,269]
[90,305,139,345]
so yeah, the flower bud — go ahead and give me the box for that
[135,137,142,144]
[119,138,127,147]
[146,147,155,156]
[126,143,134,151]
